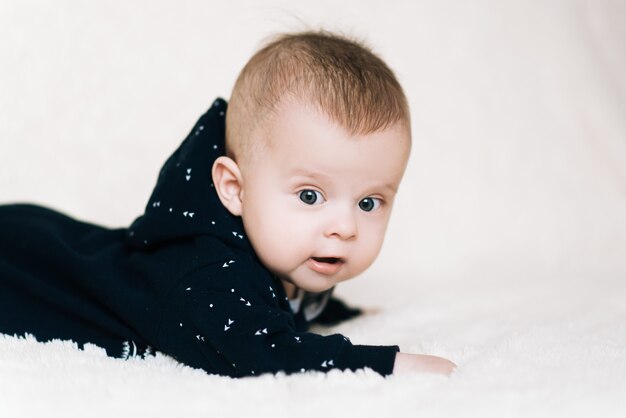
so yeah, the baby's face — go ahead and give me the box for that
[238,101,410,295]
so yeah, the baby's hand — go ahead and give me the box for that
[392,352,457,376]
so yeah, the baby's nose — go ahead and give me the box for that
[324,208,357,240]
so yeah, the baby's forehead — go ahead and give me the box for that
[231,98,410,181]
[254,102,410,183]
[269,100,409,145]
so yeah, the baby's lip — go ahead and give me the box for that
[307,256,345,275]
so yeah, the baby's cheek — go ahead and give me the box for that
[257,218,303,269]
[358,230,386,271]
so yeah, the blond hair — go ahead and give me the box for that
[226,31,410,162]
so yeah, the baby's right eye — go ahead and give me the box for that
[298,189,325,205]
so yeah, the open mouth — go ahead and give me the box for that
[311,257,342,264]
[307,257,344,275]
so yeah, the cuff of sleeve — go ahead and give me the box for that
[337,343,400,376]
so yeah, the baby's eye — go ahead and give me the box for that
[358,197,382,212]
[299,189,325,205]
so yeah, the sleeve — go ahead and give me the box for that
[155,263,399,378]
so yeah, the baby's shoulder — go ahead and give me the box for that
[179,241,282,306]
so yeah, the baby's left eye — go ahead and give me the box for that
[358,197,382,212]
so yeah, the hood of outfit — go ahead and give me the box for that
[0,99,399,377]
[126,99,248,254]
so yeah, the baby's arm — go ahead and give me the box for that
[158,266,399,377]
[393,352,457,376]
[159,262,454,377]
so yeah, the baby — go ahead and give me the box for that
[0,31,455,377]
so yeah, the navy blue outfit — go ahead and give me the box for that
[0,98,399,377]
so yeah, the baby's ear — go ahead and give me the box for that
[211,156,243,216]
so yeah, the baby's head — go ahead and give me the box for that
[212,31,411,296]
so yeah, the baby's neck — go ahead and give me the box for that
[281,280,298,299]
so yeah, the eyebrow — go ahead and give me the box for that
[289,169,332,181]
[289,169,398,194]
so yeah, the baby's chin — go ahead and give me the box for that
[280,273,356,294]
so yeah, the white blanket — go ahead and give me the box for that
[1,276,624,417]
